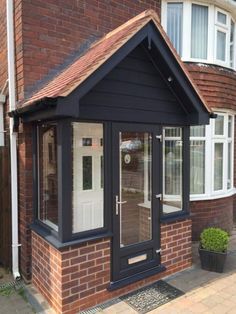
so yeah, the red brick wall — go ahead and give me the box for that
[0,0,7,90]
[191,196,234,241]
[32,219,192,314]
[16,0,160,101]
[18,123,34,281]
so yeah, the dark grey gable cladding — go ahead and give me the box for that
[20,21,210,125]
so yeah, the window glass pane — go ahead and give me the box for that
[214,143,223,190]
[163,128,183,214]
[120,132,152,247]
[38,124,58,230]
[72,123,104,233]
[190,125,205,137]
[167,3,183,56]
[191,4,208,59]
[228,142,232,189]
[164,127,181,137]
[228,116,232,137]
[230,20,235,67]
[215,115,224,135]
[190,141,205,194]
[217,11,227,25]
[217,30,226,61]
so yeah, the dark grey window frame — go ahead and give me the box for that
[33,119,111,245]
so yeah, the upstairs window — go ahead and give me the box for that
[167,2,183,56]
[162,1,236,69]
[191,4,208,59]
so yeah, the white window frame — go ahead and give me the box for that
[190,111,235,201]
[190,126,206,196]
[162,0,236,70]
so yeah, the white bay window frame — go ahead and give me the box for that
[190,112,235,201]
[162,0,236,70]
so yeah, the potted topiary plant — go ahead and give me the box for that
[199,227,230,273]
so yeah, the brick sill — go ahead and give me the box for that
[30,223,113,250]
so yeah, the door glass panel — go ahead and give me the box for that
[119,132,152,247]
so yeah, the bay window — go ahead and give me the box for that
[162,1,236,69]
[189,113,234,200]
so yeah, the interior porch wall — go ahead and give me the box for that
[32,219,192,314]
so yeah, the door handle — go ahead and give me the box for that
[115,195,127,215]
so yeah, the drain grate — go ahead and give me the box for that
[120,280,184,314]
[0,279,24,292]
[80,298,121,314]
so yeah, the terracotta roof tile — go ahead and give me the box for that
[21,9,211,113]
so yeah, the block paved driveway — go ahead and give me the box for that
[99,227,236,314]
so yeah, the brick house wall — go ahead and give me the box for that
[191,196,234,241]
[32,219,191,314]
[16,0,161,102]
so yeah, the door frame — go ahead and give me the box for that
[111,122,165,287]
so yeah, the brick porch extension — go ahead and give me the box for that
[32,219,192,313]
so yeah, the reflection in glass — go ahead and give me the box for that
[38,124,58,230]
[119,132,152,247]
[190,141,205,194]
[72,123,104,233]
[214,143,223,190]
[163,128,183,214]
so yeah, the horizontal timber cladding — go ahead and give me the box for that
[80,44,188,125]
[191,196,234,241]
[32,219,192,313]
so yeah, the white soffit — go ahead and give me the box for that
[197,0,236,16]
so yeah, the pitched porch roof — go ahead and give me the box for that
[19,9,211,116]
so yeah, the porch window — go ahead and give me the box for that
[72,122,104,233]
[38,123,58,231]
[163,127,183,214]
[190,126,205,194]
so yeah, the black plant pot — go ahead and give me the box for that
[199,247,227,273]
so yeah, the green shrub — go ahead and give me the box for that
[200,227,229,253]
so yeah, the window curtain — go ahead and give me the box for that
[167,3,183,56]
[191,4,208,59]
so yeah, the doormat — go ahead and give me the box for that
[80,280,183,314]
[120,280,184,313]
